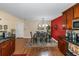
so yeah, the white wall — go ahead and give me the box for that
[0,11,25,38]
[0,11,16,32]
[0,10,51,38]
[24,19,51,38]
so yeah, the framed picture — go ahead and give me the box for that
[4,25,8,30]
[0,25,2,30]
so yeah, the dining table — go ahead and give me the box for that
[32,31,51,44]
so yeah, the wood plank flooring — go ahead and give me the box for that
[13,39,64,56]
[23,47,64,56]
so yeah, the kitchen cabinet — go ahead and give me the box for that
[61,3,79,55]
[10,39,15,55]
[1,40,11,56]
[63,4,79,29]
[74,4,79,19]
[58,39,67,55]
[66,7,74,29]
[63,12,67,29]
[0,38,15,56]
[0,44,2,56]
[63,12,67,22]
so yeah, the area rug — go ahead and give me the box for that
[28,40,58,47]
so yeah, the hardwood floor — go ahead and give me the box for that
[24,47,64,56]
[13,39,64,56]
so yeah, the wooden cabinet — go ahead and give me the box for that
[63,4,79,29]
[63,12,67,22]
[0,44,2,56]
[66,8,74,29]
[58,39,67,55]
[10,39,15,55]
[0,38,15,56]
[61,3,79,55]
[63,12,67,28]
[74,4,79,19]
[1,40,11,56]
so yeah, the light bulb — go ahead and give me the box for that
[45,24,48,27]
[39,24,41,27]
[42,24,45,27]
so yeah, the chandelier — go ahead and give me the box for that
[38,18,48,30]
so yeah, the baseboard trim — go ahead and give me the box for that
[16,37,31,39]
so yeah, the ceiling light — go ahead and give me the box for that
[38,24,41,27]
[42,24,45,27]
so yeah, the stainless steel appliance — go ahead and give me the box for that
[0,31,8,39]
[66,30,72,41]
[0,31,3,39]
[76,33,79,43]
[73,20,79,29]
[3,31,8,38]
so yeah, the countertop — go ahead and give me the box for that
[0,38,10,43]
[0,34,15,43]
[0,37,15,43]
[66,39,79,46]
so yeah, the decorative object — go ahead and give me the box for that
[54,24,58,30]
[0,18,2,20]
[0,25,2,30]
[4,25,8,30]
[11,29,15,34]
[62,19,66,30]
[46,25,50,30]
[62,24,66,30]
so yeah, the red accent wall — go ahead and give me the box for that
[51,16,66,40]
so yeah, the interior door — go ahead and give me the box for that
[16,22,24,38]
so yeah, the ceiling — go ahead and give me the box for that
[0,3,75,20]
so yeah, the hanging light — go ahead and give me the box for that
[38,24,41,27]
[42,24,45,27]
[45,24,48,27]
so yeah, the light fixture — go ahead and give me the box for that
[42,24,45,27]
[45,24,48,27]
[38,24,41,27]
[37,18,49,30]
